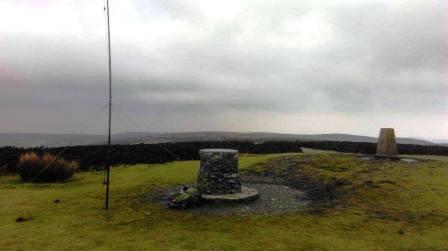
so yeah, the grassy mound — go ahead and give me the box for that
[244,154,448,221]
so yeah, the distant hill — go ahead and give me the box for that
[0,133,106,147]
[124,132,435,146]
[0,131,437,147]
[432,140,448,147]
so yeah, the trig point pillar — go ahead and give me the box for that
[376,128,399,158]
[197,149,241,195]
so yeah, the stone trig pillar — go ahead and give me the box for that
[197,149,242,195]
[376,128,399,158]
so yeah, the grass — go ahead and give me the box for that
[1,152,448,250]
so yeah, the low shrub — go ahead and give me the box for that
[17,152,78,182]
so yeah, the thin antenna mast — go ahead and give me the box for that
[104,0,112,210]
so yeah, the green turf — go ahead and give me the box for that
[1,152,448,250]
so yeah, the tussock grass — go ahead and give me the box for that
[17,152,78,182]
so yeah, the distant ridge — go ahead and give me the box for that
[0,132,437,147]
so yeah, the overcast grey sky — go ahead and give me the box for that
[0,0,446,139]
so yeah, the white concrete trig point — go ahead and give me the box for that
[376,128,399,159]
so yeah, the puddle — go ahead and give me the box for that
[401,158,417,163]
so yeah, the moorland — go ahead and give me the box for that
[1,148,448,250]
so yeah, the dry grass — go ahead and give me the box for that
[17,152,78,182]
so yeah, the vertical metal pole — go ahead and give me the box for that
[105,0,112,210]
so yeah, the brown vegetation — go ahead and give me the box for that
[17,152,78,182]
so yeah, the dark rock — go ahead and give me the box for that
[362,180,380,188]
[378,180,396,185]
[16,217,30,222]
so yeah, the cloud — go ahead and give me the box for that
[0,0,446,138]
